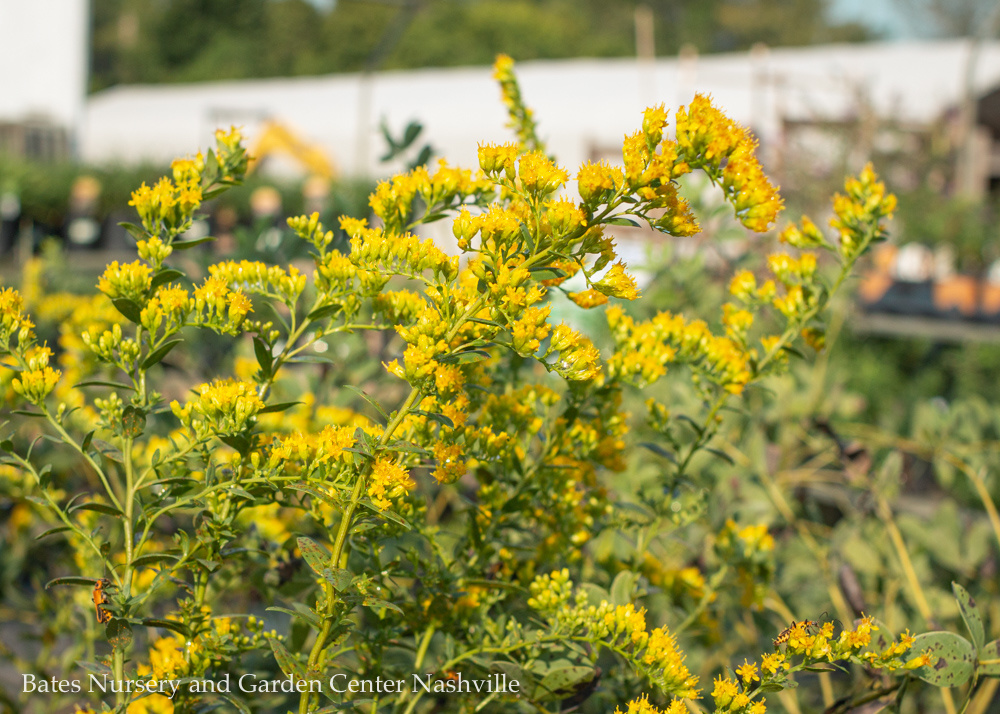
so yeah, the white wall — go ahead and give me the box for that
[0,0,89,136]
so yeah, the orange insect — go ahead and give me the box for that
[772,617,822,647]
[92,578,112,624]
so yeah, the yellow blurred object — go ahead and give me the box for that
[248,121,336,180]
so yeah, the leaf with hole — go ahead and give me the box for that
[909,632,975,687]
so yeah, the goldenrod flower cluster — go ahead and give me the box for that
[97,260,153,304]
[493,54,543,153]
[268,424,355,469]
[368,457,413,510]
[707,617,929,714]
[11,345,61,405]
[190,277,254,335]
[0,287,34,349]
[674,95,782,232]
[129,176,203,236]
[615,694,691,714]
[607,305,751,394]
[171,379,264,435]
[830,163,896,260]
[528,570,700,699]
[208,260,306,306]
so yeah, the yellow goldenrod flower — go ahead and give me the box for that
[594,262,640,300]
[712,675,739,709]
[97,260,152,304]
[432,442,466,484]
[368,457,413,510]
[736,658,760,684]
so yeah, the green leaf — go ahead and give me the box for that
[638,442,676,463]
[76,660,112,676]
[121,405,146,438]
[910,632,976,687]
[285,483,340,510]
[150,268,185,290]
[286,354,334,364]
[343,385,388,421]
[259,401,302,415]
[216,693,251,714]
[80,430,95,453]
[268,635,307,681]
[91,439,124,463]
[219,434,250,456]
[704,447,735,465]
[253,336,273,378]
[45,576,99,589]
[132,553,180,568]
[526,267,566,281]
[952,582,985,652]
[609,570,638,606]
[362,596,403,614]
[11,409,44,418]
[106,619,133,652]
[141,339,183,370]
[322,568,353,592]
[606,217,640,227]
[171,236,215,250]
[296,536,331,576]
[411,410,454,429]
[112,297,143,324]
[74,379,137,392]
[266,606,322,629]
[358,498,412,530]
[307,303,343,321]
[118,221,147,241]
[537,666,595,696]
[70,502,124,517]
[36,526,72,540]
[979,639,1000,676]
[141,618,189,637]
[439,349,490,365]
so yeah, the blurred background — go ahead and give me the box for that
[2,0,1000,411]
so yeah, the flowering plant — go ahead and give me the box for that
[1,56,992,714]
